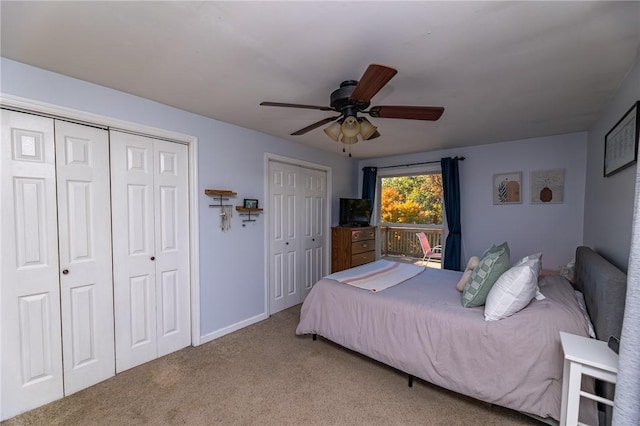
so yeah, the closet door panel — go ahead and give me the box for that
[110,131,157,372]
[268,162,300,314]
[1,110,63,420]
[55,121,114,395]
[301,169,326,300]
[153,140,190,356]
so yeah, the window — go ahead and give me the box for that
[380,173,443,225]
[377,171,444,264]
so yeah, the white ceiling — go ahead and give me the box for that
[1,1,639,158]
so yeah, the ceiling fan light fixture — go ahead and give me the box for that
[323,121,342,141]
[340,135,358,145]
[341,116,361,138]
[358,117,378,140]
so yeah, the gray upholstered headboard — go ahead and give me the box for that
[574,246,627,342]
[574,247,627,426]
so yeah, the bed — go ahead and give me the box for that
[296,246,627,424]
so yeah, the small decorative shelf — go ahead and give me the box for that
[205,189,237,206]
[235,206,263,223]
[205,189,236,231]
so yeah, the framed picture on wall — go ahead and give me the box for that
[492,172,522,204]
[530,169,564,204]
[604,101,639,177]
[243,199,258,209]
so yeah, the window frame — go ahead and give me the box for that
[374,165,445,229]
[372,164,448,258]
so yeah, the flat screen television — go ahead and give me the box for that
[339,198,372,227]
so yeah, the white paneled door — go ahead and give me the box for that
[152,140,190,357]
[1,109,192,420]
[269,161,300,314]
[1,110,64,420]
[54,121,115,395]
[110,131,190,373]
[2,111,116,419]
[301,168,326,301]
[268,161,326,314]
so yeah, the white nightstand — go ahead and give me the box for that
[559,331,618,426]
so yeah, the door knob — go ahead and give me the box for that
[312,238,315,241]
[285,242,289,245]
[62,269,69,275]
[150,256,156,261]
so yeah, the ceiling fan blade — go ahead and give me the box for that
[291,116,341,136]
[349,64,398,102]
[260,101,334,111]
[369,106,445,121]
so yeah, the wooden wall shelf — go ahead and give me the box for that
[204,189,237,197]
[235,206,263,223]
[205,189,236,207]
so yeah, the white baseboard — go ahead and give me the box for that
[197,312,269,345]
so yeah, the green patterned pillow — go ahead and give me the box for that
[462,247,511,307]
[482,241,510,259]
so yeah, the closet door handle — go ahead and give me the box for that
[150,256,155,261]
[62,269,69,275]
[285,242,289,245]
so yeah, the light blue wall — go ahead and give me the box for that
[0,57,357,337]
[360,132,588,271]
[584,56,640,272]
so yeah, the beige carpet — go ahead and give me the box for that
[3,305,541,425]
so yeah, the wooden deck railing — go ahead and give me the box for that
[379,225,443,258]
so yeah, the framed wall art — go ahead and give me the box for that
[604,101,639,177]
[530,169,564,204]
[243,199,258,209]
[493,172,522,204]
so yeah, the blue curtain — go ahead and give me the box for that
[441,157,461,271]
[362,167,377,213]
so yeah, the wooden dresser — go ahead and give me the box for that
[331,226,376,273]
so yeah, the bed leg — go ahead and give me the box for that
[408,374,414,388]
[312,334,317,341]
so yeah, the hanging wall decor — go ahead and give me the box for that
[604,101,639,177]
[205,189,236,231]
[530,169,564,204]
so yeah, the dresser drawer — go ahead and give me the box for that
[352,240,374,255]
[331,226,376,273]
[351,251,375,267]
[351,228,375,242]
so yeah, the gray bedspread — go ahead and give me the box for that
[296,266,597,423]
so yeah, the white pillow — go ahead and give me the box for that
[484,259,539,321]
[514,252,542,275]
[515,252,544,298]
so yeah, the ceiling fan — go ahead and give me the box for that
[260,64,444,155]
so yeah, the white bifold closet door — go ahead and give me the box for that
[269,161,326,315]
[55,121,115,394]
[110,131,190,373]
[1,111,63,419]
[1,110,114,420]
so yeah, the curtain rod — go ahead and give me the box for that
[366,156,465,170]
